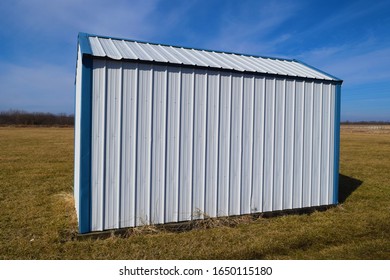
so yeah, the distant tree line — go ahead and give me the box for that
[0,110,74,126]
[0,110,388,126]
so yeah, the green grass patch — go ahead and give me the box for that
[0,126,389,259]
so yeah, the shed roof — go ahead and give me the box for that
[78,32,342,83]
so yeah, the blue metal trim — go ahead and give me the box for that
[333,84,341,204]
[73,57,77,220]
[79,54,93,233]
[293,59,343,83]
[78,32,93,55]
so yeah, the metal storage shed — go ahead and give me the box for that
[74,32,342,234]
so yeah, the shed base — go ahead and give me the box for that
[76,204,337,239]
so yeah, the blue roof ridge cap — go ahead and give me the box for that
[79,32,296,63]
[78,32,93,55]
[293,59,343,83]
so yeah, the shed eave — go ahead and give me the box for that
[88,55,342,84]
[293,59,343,84]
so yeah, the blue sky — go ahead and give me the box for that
[0,0,389,121]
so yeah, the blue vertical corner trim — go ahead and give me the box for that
[79,54,93,233]
[333,84,341,204]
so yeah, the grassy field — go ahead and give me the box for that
[0,126,389,259]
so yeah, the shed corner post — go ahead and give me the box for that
[79,54,93,234]
[333,83,342,205]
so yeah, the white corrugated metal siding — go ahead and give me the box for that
[89,59,336,231]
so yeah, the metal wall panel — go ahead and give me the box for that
[303,82,314,207]
[136,64,153,226]
[205,71,219,217]
[86,59,338,231]
[312,82,322,206]
[241,76,254,214]
[120,63,138,228]
[229,75,243,215]
[292,81,305,208]
[151,65,167,224]
[320,83,331,205]
[192,70,207,219]
[179,68,194,221]
[91,59,106,231]
[263,78,275,212]
[217,73,232,216]
[274,79,285,211]
[251,77,265,213]
[165,67,180,223]
[105,61,122,229]
[283,80,295,209]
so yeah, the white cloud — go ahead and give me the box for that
[0,62,74,113]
